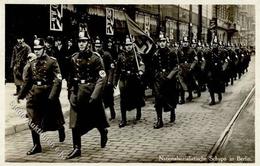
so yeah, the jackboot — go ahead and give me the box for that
[13,85,21,96]
[58,126,65,142]
[109,106,116,121]
[218,93,222,102]
[66,128,81,159]
[170,109,176,123]
[98,128,108,148]
[179,90,185,104]
[136,107,141,121]
[209,92,216,106]
[119,108,127,128]
[27,130,42,155]
[186,90,193,102]
[154,108,163,129]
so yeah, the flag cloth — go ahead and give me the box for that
[125,13,155,55]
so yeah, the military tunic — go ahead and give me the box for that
[114,50,145,111]
[10,43,32,85]
[68,50,109,135]
[18,53,65,131]
[152,47,178,112]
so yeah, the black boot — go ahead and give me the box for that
[109,106,116,121]
[66,146,81,159]
[58,126,65,142]
[136,107,141,121]
[13,85,21,96]
[186,90,193,102]
[170,109,176,123]
[209,92,216,106]
[154,108,163,129]
[197,88,201,97]
[27,130,42,155]
[218,93,222,103]
[179,90,185,104]
[98,128,108,148]
[119,108,127,128]
[66,128,81,159]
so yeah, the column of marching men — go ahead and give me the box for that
[12,32,251,159]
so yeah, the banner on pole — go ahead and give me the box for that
[106,8,114,35]
[50,4,63,31]
[125,13,155,55]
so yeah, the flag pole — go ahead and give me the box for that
[124,12,140,71]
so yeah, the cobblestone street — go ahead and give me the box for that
[217,93,255,162]
[5,57,255,163]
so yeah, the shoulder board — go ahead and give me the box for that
[71,52,78,57]
[50,56,57,60]
[29,58,36,62]
[93,52,102,59]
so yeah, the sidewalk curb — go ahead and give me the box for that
[5,94,121,136]
[5,106,71,136]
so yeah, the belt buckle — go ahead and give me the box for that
[80,80,85,84]
[37,81,42,86]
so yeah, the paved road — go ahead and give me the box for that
[216,93,255,163]
[5,57,255,163]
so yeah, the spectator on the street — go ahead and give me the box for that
[44,36,56,57]
[10,35,31,95]
[66,34,109,159]
[17,38,65,155]
[54,37,67,79]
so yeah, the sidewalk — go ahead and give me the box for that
[5,81,120,136]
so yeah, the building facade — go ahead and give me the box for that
[5,4,255,82]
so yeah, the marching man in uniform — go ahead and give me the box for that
[114,36,145,128]
[66,33,109,159]
[94,36,116,120]
[17,38,65,155]
[151,33,179,129]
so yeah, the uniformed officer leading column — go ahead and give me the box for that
[17,38,65,155]
[66,34,109,159]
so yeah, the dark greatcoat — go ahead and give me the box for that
[10,43,32,86]
[227,48,238,79]
[114,50,145,111]
[68,50,109,136]
[181,46,199,91]
[152,47,178,112]
[98,50,115,108]
[18,53,65,131]
[205,48,224,93]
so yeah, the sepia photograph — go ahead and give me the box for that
[3,1,256,164]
